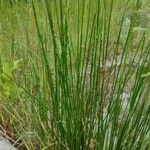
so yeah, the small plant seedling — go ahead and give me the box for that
[0,51,22,100]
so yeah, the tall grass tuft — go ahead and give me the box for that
[0,0,150,149]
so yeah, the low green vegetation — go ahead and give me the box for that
[0,51,22,99]
[0,0,150,149]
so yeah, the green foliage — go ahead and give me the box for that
[0,0,150,149]
[0,52,22,100]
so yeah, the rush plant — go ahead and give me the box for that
[0,0,150,149]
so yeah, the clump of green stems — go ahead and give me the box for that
[0,0,150,149]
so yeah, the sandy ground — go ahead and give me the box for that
[0,136,17,150]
